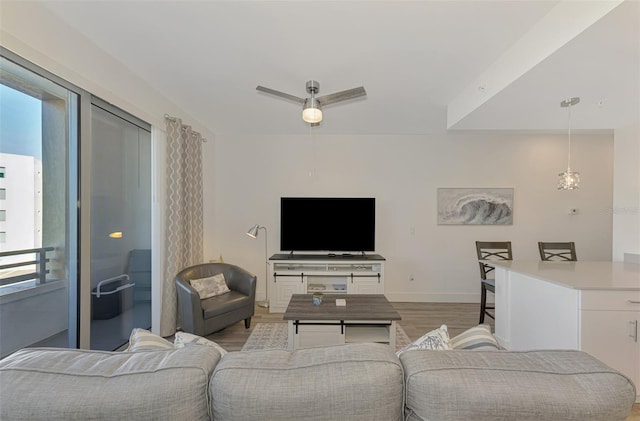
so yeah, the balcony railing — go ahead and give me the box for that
[0,247,55,287]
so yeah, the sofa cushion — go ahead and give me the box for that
[127,327,174,351]
[210,343,404,421]
[400,349,636,421]
[201,290,249,318]
[174,331,228,356]
[396,324,451,355]
[449,324,500,351]
[0,346,222,421]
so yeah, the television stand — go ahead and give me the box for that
[268,253,386,313]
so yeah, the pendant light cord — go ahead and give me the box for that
[567,102,572,169]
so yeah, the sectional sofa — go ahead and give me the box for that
[0,343,635,421]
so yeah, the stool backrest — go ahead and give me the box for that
[538,242,577,261]
[476,241,512,280]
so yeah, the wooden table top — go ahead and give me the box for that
[283,294,401,321]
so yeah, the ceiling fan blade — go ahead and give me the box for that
[256,86,305,104]
[316,86,366,106]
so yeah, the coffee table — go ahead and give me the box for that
[283,294,401,349]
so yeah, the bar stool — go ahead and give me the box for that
[538,242,577,261]
[476,241,512,324]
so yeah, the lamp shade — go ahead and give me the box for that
[246,224,260,238]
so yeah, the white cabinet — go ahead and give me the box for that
[269,254,385,313]
[270,276,305,312]
[348,275,383,294]
[288,322,396,349]
[580,290,640,401]
[581,311,638,387]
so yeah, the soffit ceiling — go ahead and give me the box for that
[41,0,639,135]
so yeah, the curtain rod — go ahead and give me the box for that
[164,114,207,142]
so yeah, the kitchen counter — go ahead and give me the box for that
[490,260,640,402]
[487,260,640,290]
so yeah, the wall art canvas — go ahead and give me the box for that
[437,188,513,225]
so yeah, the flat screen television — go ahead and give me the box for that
[280,197,375,253]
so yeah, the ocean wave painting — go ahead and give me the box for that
[437,188,513,225]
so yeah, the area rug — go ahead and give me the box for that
[241,322,411,352]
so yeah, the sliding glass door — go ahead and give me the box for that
[90,101,151,351]
[1,50,154,354]
[0,54,79,357]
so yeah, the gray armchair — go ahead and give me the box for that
[175,263,256,336]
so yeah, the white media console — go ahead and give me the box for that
[268,254,385,313]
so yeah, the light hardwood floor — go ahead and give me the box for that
[204,302,639,419]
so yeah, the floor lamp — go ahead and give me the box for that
[246,224,269,308]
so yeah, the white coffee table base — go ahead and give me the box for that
[287,320,396,349]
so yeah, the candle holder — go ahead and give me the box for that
[312,292,323,305]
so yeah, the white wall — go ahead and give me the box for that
[206,132,614,303]
[612,123,640,261]
[0,281,68,358]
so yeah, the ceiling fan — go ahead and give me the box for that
[256,80,366,126]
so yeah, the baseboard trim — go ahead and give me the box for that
[624,252,640,264]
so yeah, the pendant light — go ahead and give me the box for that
[557,97,580,190]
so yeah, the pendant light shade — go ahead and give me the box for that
[557,97,580,190]
[557,168,580,190]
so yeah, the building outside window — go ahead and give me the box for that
[0,85,43,265]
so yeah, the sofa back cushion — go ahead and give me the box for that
[0,346,222,421]
[210,343,404,421]
[400,349,636,421]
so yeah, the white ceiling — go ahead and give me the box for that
[42,0,639,135]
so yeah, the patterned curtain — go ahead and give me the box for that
[160,116,204,336]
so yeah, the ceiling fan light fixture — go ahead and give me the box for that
[302,98,323,124]
[257,80,365,126]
